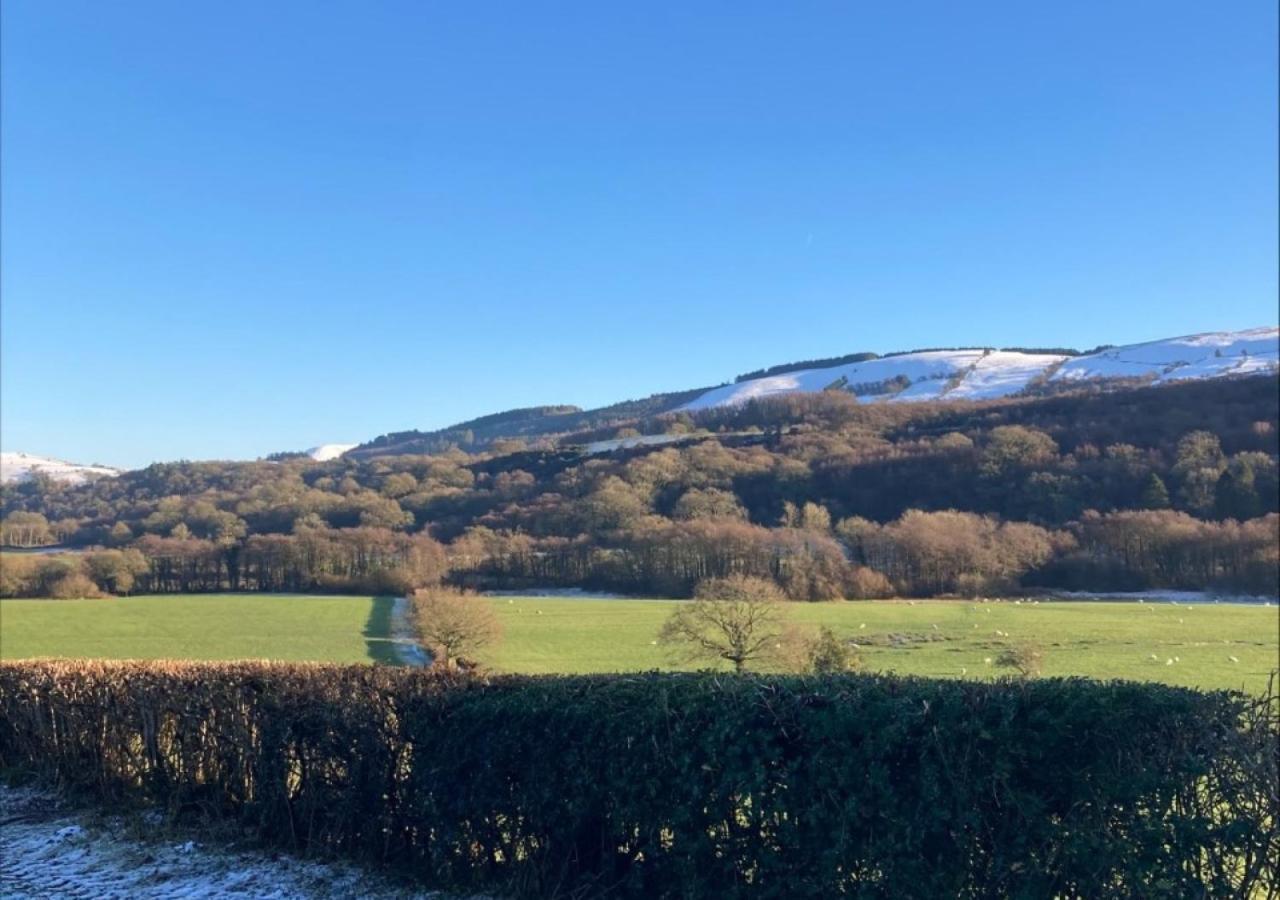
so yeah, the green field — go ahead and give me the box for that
[0,594,406,665]
[1,593,1275,693]
[482,597,1278,693]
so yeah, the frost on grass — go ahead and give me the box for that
[0,784,461,899]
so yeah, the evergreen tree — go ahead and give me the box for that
[1140,473,1171,509]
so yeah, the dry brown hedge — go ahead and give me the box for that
[0,660,1275,898]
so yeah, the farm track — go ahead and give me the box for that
[391,595,431,667]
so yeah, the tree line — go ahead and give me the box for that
[2,375,1276,599]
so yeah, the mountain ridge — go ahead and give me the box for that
[353,326,1278,458]
[6,327,1276,474]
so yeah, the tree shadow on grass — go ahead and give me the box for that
[363,595,401,665]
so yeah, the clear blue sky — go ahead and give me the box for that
[2,1,1276,469]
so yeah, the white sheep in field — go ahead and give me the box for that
[1228,656,1240,663]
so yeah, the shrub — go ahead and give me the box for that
[996,640,1045,678]
[847,565,893,599]
[1,663,1276,898]
[47,572,105,599]
[777,624,861,674]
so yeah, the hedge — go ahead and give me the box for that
[0,661,1275,898]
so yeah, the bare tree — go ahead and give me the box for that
[411,588,502,670]
[657,576,788,672]
[996,641,1044,679]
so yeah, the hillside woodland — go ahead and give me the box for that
[2,376,1277,600]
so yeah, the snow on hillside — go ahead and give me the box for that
[680,328,1279,412]
[1052,327,1280,384]
[306,443,357,461]
[680,349,1064,410]
[583,433,693,455]
[0,452,121,485]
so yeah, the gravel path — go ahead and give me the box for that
[0,785,460,899]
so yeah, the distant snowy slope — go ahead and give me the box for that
[1053,328,1280,384]
[0,452,121,485]
[680,327,1279,412]
[680,349,1064,411]
[306,443,357,461]
[942,350,1067,401]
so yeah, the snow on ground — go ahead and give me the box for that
[305,444,357,462]
[1053,327,1280,384]
[581,433,693,455]
[483,587,632,599]
[682,349,989,410]
[1049,589,1276,606]
[390,596,431,666]
[679,327,1279,411]
[0,784,462,900]
[0,452,121,485]
[942,350,1066,401]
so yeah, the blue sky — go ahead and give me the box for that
[2,1,1276,469]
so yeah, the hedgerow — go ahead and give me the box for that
[0,661,1275,898]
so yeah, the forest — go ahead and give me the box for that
[2,375,1277,600]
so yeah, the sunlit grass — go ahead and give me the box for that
[0,594,400,664]
[2,593,1274,693]
[480,597,1278,693]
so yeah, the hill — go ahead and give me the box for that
[683,327,1278,410]
[349,327,1278,457]
[3,373,1276,602]
[0,452,121,485]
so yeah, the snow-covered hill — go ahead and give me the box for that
[681,327,1279,412]
[306,443,357,461]
[1051,328,1278,384]
[0,452,122,485]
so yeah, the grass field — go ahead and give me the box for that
[1,593,1275,693]
[481,597,1279,693]
[0,594,404,665]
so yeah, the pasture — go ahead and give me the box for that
[481,597,1278,693]
[0,593,1275,692]
[0,594,405,665]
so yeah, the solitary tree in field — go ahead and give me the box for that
[411,588,502,671]
[657,576,788,673]
[996,641,1044,679]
